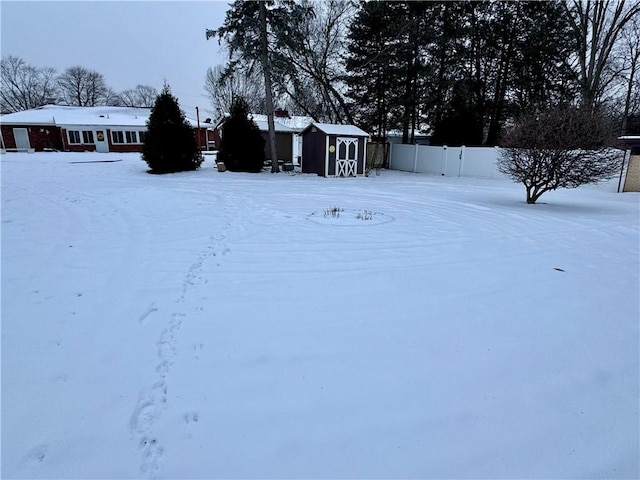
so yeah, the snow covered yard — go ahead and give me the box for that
[2,152,638,479]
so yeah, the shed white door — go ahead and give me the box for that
[13,128,30,150]
[336,137,358,177]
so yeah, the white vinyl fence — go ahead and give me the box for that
[389,144,508,180]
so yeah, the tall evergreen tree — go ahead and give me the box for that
[425,0,576,145]
[207,0,310,173]
[344,2,407,140]
[218,97,265,173]
[142,85,202,174]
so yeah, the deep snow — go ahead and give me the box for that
[1,152,638,479]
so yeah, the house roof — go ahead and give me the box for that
[252,119,298,133]
[251,114,315,131]
[0,105,202,128]
[303,122,369,137]
[214,113,316,134]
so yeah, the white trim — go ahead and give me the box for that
[309,122,369,137]
[324,135,330,177]
[336,137,358,177]
[110,129,145,145]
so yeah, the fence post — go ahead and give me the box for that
[413,143,419,172]
[441,145,448,175]
[617,148,629,193]
[458,145,465,177]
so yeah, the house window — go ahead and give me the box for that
[111,131,125,144]
[68,130,81,144]
[68,130,96,144]
[111,130,143,144]
[138,131,147,143]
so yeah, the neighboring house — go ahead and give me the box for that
[619,135,640,192]
[386,129,431,146]
[213,110,314,165]
[0,105,209,153]
[301,123,369,177]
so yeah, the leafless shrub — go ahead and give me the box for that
[324,206,343,218]
[497,107,623,203]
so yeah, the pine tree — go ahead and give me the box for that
[207,0,311,173]
[345,1,436,143]
[142,85,202,174]
[344,2,406,140]
[218,97,265,173]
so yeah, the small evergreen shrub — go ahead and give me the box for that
[218,97,265,173]
[142,85,202,174]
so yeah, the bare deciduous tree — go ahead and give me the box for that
[119,84,159,107]
[498,107,622,204]
[276,0,356,123]
[0,55,58,112]
[58,66,109,106]
[619,14,640,132]
[564,0,640,110]
[204,65,265,117]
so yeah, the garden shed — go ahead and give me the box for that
[301,123,369,177]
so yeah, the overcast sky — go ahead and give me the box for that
[1,0,231,116]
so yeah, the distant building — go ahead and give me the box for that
[619,135,640,192]
[0,105,209,153]
[213,110,315,165]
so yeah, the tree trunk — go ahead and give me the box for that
[259,2,279,173]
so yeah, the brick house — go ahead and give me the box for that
[0,105,209,153]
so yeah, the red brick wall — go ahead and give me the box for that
[1,125,63,151]
[108,143,143,153]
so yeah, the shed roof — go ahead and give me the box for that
[303,122,369,137]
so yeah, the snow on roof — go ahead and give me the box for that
[252,114,315,131]
[0,105,152,127]
[0,105,204,129]
[252,119,298,133]
[387,127,432,137]
[305,122,369,137]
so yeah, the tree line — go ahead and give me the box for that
[0,55,159,112]
[207,0,639,147]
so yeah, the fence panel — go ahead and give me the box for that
[389,144,506,179]
[389,144,417,172]
[416,146,443,174]
[443,147,462,176]
[461,146,504,179]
